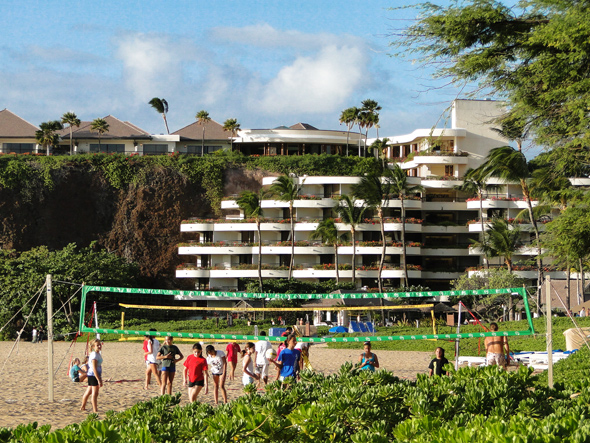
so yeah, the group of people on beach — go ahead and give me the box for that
[69,322,511,413]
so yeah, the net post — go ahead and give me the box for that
[546,275,553,388]
[46,274,54,402]
[79,285,88,333]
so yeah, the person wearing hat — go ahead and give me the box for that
[358,341,379,372]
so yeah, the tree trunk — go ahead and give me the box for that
[351,227,356,286]
[522,181,543,315]
[581,258,586,304]
[507,259,514,321]
[201,127,205,157]
[163,114,170,134]
[334,243,340,284]
[479,193,489,270]
[401,197,409,288]
[257,221,263,293]
[289,203,294,280]
[378,207,386,321]
[566,260,571,312]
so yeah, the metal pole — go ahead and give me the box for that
[546,275,553,388]
[47,274,54,402]
[455,302,462,370]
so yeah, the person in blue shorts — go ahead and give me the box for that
[157,336,184,395]
[270,334,301,382]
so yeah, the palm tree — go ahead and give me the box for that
[149,98,170,134]
[336,195,367,286]
[387,164,424,288]
[310,218,346,284]
[361,99,382,155]
[473,218,521,320]
[369,138,390,167]
[35,121,63,156]
[456,167,500,269]
[236,190,267,292]
[270,175,304,279]
[90,118,110,149]
[479,146,543,313]
[353,171,390,294]
[61,112,80,156]
[195,110,211,156]
[339,107,359,156]
[223,118,241,152]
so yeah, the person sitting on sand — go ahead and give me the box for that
[157,336,184,395]
[205,345,228,404]
[485,322,510,369]
[358,341,379,372]
[69,357,87,383]
[183,343,208,403]
[428,347,449,377]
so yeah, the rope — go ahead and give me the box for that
[54,332,81,377]
[0,283,46,377]
[0,285,46,334]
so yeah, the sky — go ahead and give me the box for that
[0,0,484,140]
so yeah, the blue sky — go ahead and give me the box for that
[0,0,482,139]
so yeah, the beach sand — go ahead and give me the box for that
[0,340,434,430]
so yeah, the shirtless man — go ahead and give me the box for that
[485,322,510,369]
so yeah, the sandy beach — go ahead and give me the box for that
[0,340,433,430]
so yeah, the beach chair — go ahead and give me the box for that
[359,322,368,333]
[349,321,362,333]
[366,322,376,333]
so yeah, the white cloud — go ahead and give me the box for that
[211,23,363,50]
[251,44,368,114]
[114,33,188,103]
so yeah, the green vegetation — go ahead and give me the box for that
[0,153,380,216]
[0,243,139,340]
[4,355,590,441]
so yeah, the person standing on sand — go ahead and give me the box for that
[270,334,301,382]
[254,332,273,387]
[144,331,162,390]
[183,343,208,403]
[31,327,37,344]
[81,339,103,413]
[225,342,241,381]
[358,341,379,372]
[485,322,510,369]
[205,345,228,404]
[157,336,184,395]
[428,347,449,376]
[242,342,259,386]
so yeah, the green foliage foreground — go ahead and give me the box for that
[4,354,590,442]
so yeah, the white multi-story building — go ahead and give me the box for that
[176,99,569,291]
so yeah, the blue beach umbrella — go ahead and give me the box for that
[329,326,348,333]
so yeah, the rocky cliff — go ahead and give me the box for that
[0,162,265,288]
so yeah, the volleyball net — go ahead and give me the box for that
[78,285,535,343]
[79,285,535,343]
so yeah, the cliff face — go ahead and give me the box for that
[0,163,264,288]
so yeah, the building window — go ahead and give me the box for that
[89,144,125,153]
[3,143,35,154]
[445,165,454,177]
[185,145,223,155]
[143,144,168,155]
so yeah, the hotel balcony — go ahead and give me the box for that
[466,197,538,210]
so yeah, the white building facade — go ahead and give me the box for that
[176,99,569,291]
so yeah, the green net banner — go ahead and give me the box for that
[82,285,524,300]
[79,327,534,343]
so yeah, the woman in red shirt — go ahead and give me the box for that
[183,343,208,402]
[225,342,241,380]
